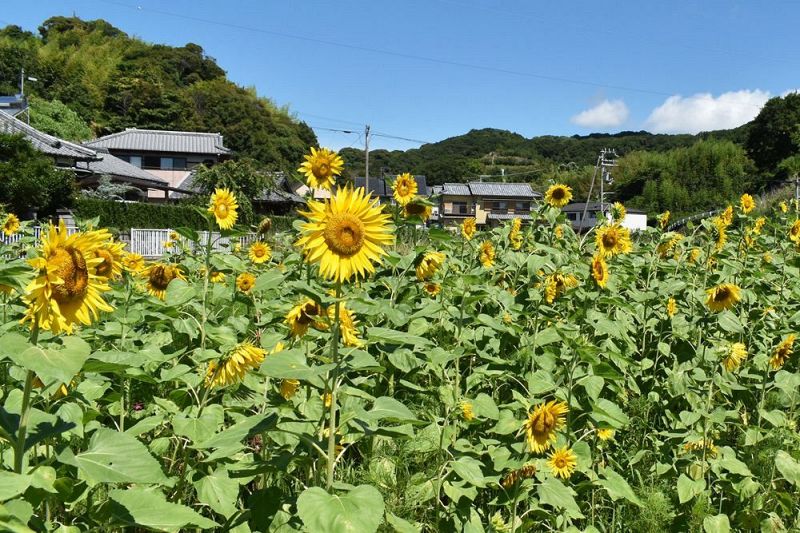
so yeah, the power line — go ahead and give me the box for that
[95,0,679,97]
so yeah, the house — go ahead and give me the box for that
[353,175,429,203]
[562,202,647,232]
[84,128,231,200]
[0,94,28,118]
[0,110,172,200]
[170,171,305,214]
[438,182,541,227]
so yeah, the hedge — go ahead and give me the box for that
[72,198,298,232]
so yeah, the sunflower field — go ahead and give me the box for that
[0,150,799,533]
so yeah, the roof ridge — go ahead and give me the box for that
[0,110,97,158]
[123,128,223,136]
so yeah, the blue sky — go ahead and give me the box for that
[7,1,800,150]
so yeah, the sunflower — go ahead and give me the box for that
[711,217,728,250]
[329,301,362,347]
[543,273,579,304]
[763,252,773,263]
[392,172,418,206]
[478,241,495,268]
[298,147,344,190]
[22,221,114,334]
[595,224,632,257]
[169,231,179,242]
[597,428,615,441]
[423,282,441,296]
[2,213,20,236]
[209,271,226,284]
[286,298,326,337]
[236,272,256,293]
[296,186,394,283]
[666,297,677,318]
[208,188,238,230]
[544,184,572,208]
[144,263,185,300]
[93,240,126,280]
[790,220,800,244]
[402,198,433,222]
[591,253,608,288]
[501,463,537,488]
[554,225,564,239]
[460,400,476,421]
[461,218,477,240]
[722,342,747,371]
[510,232,523,251]
[780,201,789,214]
[770,334,795,369]
[248,241,272,264]
[719,205,734,227]
[688,248,701,264]
[280,379,301,400]
[205,342,266,388]
[683,439,717,457]
[416,251,445,281]
[658,211,671,230]
[510,218,522,234]
[657,233,683,258]
[752,216,766,235]
[547,447,577,479]
[610,202,626,222]
[121,252,145,274]
[524,400,568,453]
[705,283,741,312]
[257,217,272,235]
[740,193,755,214]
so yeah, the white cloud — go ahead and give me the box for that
[571,99,630,128]
[645,90,770,134]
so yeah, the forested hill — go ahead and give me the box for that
[339,126,748,185]
[0,17,316,172]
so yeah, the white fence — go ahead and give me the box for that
[1,226,258,259]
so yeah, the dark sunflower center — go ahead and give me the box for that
[324,213,365,257]
[215,203,229,218]
[149,265,173,291]
[50,247,89,304]
[298,302,320,325]
[406,203,426,215]
[552,188,565,200]
[555,457,568,468]
[95,249,114,278]
[312,160,331,179]
[602,233,618,248]
[532,410,555,433]
[715,288,730,302]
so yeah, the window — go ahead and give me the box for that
[567,213,577,221]
[452,201,468,215]
[172,158,187,170]
[516,201,530,212]
[143,156,160,169]
[128,156,142,168]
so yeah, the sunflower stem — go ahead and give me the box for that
[325,282,342,490]
[14,320,39,474]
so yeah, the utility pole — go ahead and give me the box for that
[364,124,371,193]
[598,148,618,215]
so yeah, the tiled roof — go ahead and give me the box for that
[169,172,303,203]
[562,202,646,214]
[441,183,471,196]
[487,213,533,220]
[467,182,539,198]
[82,148,167,186]
[0,110,97,160]
[85,128,231,155]
[0,95,27,117]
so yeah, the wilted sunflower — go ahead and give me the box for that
[286,298,326,337]
[257,217,272,235]
[205,342,266,388]
[416,251,445,281]
[402,198,433,222]
[298,147,344,190]
[2,213,20,236]
[543,272,579,304]
[248,241,271,264]
[460,400,476,421]
[610,202,626,222]
[722,342,747,371]
[296,186,394,283]
[544,184,572,208]
[208,188,238,230]
[658,211,671,230]
[461,218,477,240]
[688,248,701,263]
[329,301,362,347]
[93,240,126,280]
[392,172,418,206]
[770,334,795,369]
[121,252,145,274]
[479,241,495,268]
[500,464,537,488]
[524,400,568,453]
[751,216,766,235]
[144,263,185,300]
[740,193,755,214]
[280,379,301,400]
[705,283,741,312]
[591,253,608,288]
[547,447,577,479]
[657,233,683,259]
[236,272,256,293]
[683,439,717,457]
[666,297,677,318]
[23,221,114,335]
[790,220,800,244]
[423,282,441,296]
[595,224,632,257]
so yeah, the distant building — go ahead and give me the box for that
[84,128,232,199]
[438,182,541,227]
[0,94,28,118]
[170,172,305,214]
[562,202,647,232]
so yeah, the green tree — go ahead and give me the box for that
[745,92,800,172]
[0,133,77,218]
[190,159,275,225]
[28,95,93,141]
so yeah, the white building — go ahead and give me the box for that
[562,202,648,232]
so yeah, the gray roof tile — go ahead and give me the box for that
[82,149,168,185]
[85,128,231,155]
[0,110,97,160]
[467,182,539,198]
[441,183,471,196]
